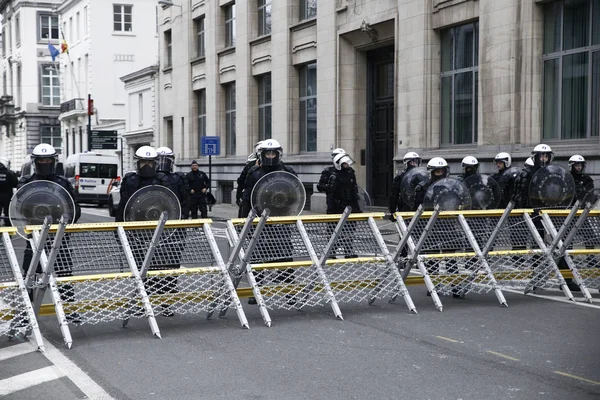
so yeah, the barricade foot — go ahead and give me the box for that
[153,332,162,339]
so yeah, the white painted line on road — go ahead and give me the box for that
[435,336,461,343]
[81,208,111,218]
[554,370,600,386]
[503,289,600,309]
[486,350,520,362]
[0,366,65,396]
[0,342,36,362]
[29,339,115,400]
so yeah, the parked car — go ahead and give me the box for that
[108,181,120,217]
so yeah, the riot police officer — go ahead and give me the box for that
[317,148,347,193]
[0,157,17,226]
[326,153,361,215]
[186,160,210,219]
[490,152,517,208]
[457,156,479,181]
[236,142,262,218]
[389,152,421,214]
[19,144,81,319]
[512,144,553,208]
[115,146,159,222]
[414,157,450,210]
[568,155,595,206]
[242,139,297,304]
[156,147,189,217]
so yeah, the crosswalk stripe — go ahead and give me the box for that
[0,343,36,362]
[0,366,65,396]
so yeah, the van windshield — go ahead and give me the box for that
[80,163,118,179]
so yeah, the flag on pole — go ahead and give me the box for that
[48,43,60,62]
[60,40,69,54]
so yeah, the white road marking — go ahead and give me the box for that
[32,339,115,400]
[0,342,36,362]
[503,289,600,309]
[81,208,111,218]
[0,366,65,396]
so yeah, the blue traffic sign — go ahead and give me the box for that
[201,136,220,156]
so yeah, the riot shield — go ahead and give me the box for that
[358,186,371,213]
[400,167,428,210]
[123,186,182,222]
[463,174,501,210]
[251,171,306,217]
[528,165,575,208]
[423,178,472,211]
[9,181,76,237]
[503,167,521,180]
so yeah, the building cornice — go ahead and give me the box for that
[57,0,81,14]
[120,64,159,83]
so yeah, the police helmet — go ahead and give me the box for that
[31,143,58,177]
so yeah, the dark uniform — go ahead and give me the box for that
[115,172,159,222]
[236,160,257,217]
[491,168,518,209]
[572,171,595,207]
[389,165,418,214]
[20,173,81,307]
[317,166,336,193]
[156,171,190,218]
[512,164,540,209]
[0,164,18,226]
[326,167,362,258]
[186,169,210,219]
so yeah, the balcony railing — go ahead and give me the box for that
[60,98,85,114]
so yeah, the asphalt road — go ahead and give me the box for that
[2,205,599,400]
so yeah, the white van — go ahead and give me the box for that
[64,152,120,206]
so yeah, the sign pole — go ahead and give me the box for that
[120,137,124,179]
[208,155,212,212]
[87,94,92,151]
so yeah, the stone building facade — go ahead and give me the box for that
[157,0,600,211]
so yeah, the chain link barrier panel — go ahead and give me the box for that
[0,229,45,350]
[226,209,415,326]
[24,215,247,348]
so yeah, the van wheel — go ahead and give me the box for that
[108,198,115,217]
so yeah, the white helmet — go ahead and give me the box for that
[333,153,353,170]
[155,146,175,172]
[461,156,479,174]
[531,143,554,167]
[0,157,9,169]
[427,157,449,180]
[134,145,158,178]
[403,152,421,167]
[494,152,511,168]
[568,155,586,173]
[525,157,534,167]
[331,148,346,160]
[258,139,283,167]
[31,143,58,177]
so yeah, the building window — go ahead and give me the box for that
[164,30,172,68]
[16,65,21,108]
[165,118,174,150]
[440,22,479,145]
[225,83,236,155]
[15,15,20,46]
[40,14,59,40]
[69,17,73,42]
[225,4,236,47]
[300,0,317,20]
[41,126,63,154]
[258,0,272,36]
[299,63,317,152]
[197,89,206,139]
[76,12,80,41]
[113,4,133,32]
[543,0,600,140]
[138,93,143,126]
[84,6,88,36]
[41,64,60,106]
[258,74,272,141]
[195,17,205,58]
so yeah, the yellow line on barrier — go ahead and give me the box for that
[252,257,387,270]
[436,336,460,343]
[553,371,600,385]
[229,213,385,225]
[0,227,17,234]
[541,210,600,217]
[394,209,535,219]
[24,219,214,233]
[486,350,520,362]
[567,249,600,255]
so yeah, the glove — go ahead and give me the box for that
[236,198,243,207]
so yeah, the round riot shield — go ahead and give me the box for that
[400,167,428,210]
[251,171,306,217]
[124,185,181,222]
[528,165,575,208]
[463,174,501,210]
[358,186,371,212]
[9,181,77,235]
[423,178,472,211]
[503,167,521,180]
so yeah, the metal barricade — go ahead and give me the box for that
[0,227,44,350]
[226,209,415,326]
[27,215,247,348]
